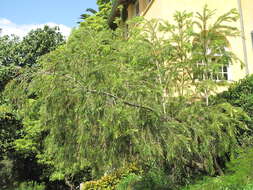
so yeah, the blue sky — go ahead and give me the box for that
[0,0,98,37]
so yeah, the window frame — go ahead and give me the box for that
[194,51,232,82]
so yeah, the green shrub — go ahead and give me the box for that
[243,183,253,190]
[180,75,253,190]
[181,148,253,190]
[214,74,253,146]
[82,164,141,190]
[14,181,45,190]
[116,173,142,190]
[82,164,173,190]
[127,165,172,190]
[215,75,253,117]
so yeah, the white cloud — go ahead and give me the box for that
[0,18,12,25]
[0,18,72,38]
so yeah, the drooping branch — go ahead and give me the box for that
[38,71,157,114]
[86,89,157,113]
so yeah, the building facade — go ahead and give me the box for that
[109,0,253,82]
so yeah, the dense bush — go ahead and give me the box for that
[0,105,22,189]
[13,181,45,190]
[118,165,172,190]
[215,75,253,117]
[182,76,253,190]
[213,74,253,146]
[181,148,253,190]
[82,165,140,190]
[92,164,173,190]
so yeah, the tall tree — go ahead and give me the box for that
[0,26,64,92]
[17,25,65,67]
[0,26,65,190]
[5,7,250,189]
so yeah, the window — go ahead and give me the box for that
[193,46,232,81]
[194,61,230,81]
[192,31,233,81]
[215,65,229,81]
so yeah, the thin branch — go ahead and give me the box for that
[38,71,157,114]
[86,89,157,113]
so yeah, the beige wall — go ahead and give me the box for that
[127,0,253,81]
[241,0,253,74]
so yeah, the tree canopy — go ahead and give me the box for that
[1,3,253,190]
[0,26,65,190]
[4,7,251,190]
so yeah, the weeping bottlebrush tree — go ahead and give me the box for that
[4,6,251,188]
